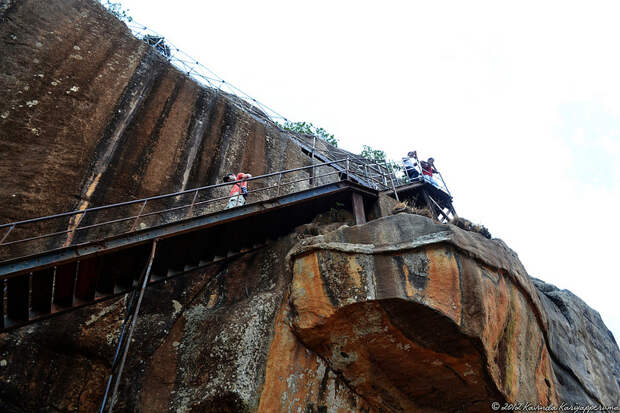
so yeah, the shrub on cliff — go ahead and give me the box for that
[278,121,339,147]
[451,216,492,239]
[360,145,401,173]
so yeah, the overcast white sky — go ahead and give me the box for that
[112,0,620,340]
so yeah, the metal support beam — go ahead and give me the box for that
[0,182,366,279]
[421,189,440,220]
[0,224,15,245]
[386,163,400,202]
[100,239,157,413]
[427,193,451,222]
[448,202,457,218]
[352,192,366,225]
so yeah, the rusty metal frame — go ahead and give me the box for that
[0,157,405,261]
[0,181,377,280]
[1,152,452,268]
[100,239,157,413]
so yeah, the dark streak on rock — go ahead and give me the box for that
[172,87,211,190]
[129,73,186,196]
[396,254,428,291]
[78,49,164,208]
[444,364,468,386]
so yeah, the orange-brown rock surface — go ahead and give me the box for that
[0,0,313,228]
[1,1,619,412]
[288,213,558,412]
[2,208,617,412]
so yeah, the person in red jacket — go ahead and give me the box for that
[419,158,439,186]
[420,157,437,176]
[223,172,252,209]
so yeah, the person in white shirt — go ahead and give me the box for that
[402,151,419,182]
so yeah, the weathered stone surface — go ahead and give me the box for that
[289,213,560,411]
[256,289,371,413]
[0,0,319,232]
[532,278,620,406]
[0,226,369,412]
[1,1,619,412]
[1,209,618,411]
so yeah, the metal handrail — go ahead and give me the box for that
[0,158,348,230]
[0,158,359,258]
[0,153,451,261]
[399,157,451,194]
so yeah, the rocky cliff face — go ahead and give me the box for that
[1,210,617,412]
[0,0,311,227]
[532,278,620,406]
[289,214,554,411]
[0,1,619,412]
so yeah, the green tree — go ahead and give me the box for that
[360,145,401,173]
[360,145,387,162]
[278,121,338,147]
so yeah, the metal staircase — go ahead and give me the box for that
[0,155,457,412]
[0,157,456,333]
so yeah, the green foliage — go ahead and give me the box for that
[278,121,338,147]
[102,1,133,22]
[360,145,387,162]
[360,145,402,173]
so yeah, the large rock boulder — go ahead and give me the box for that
[0,230,369,412]
[287,213,613,411]
[532,278,620,406]
[1,0,619,411]
[0,0,316,228]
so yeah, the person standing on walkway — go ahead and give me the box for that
[402,151,419,182]
[420,158,439,186]
[223,172,252,209]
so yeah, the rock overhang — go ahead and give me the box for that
[288,213,558,411]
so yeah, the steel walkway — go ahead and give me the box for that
[0,157,455,332]
[0,156,457,412]
[0,158,378,331]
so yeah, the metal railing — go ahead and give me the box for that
[398,161,451,196]
[0,157,405,261]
